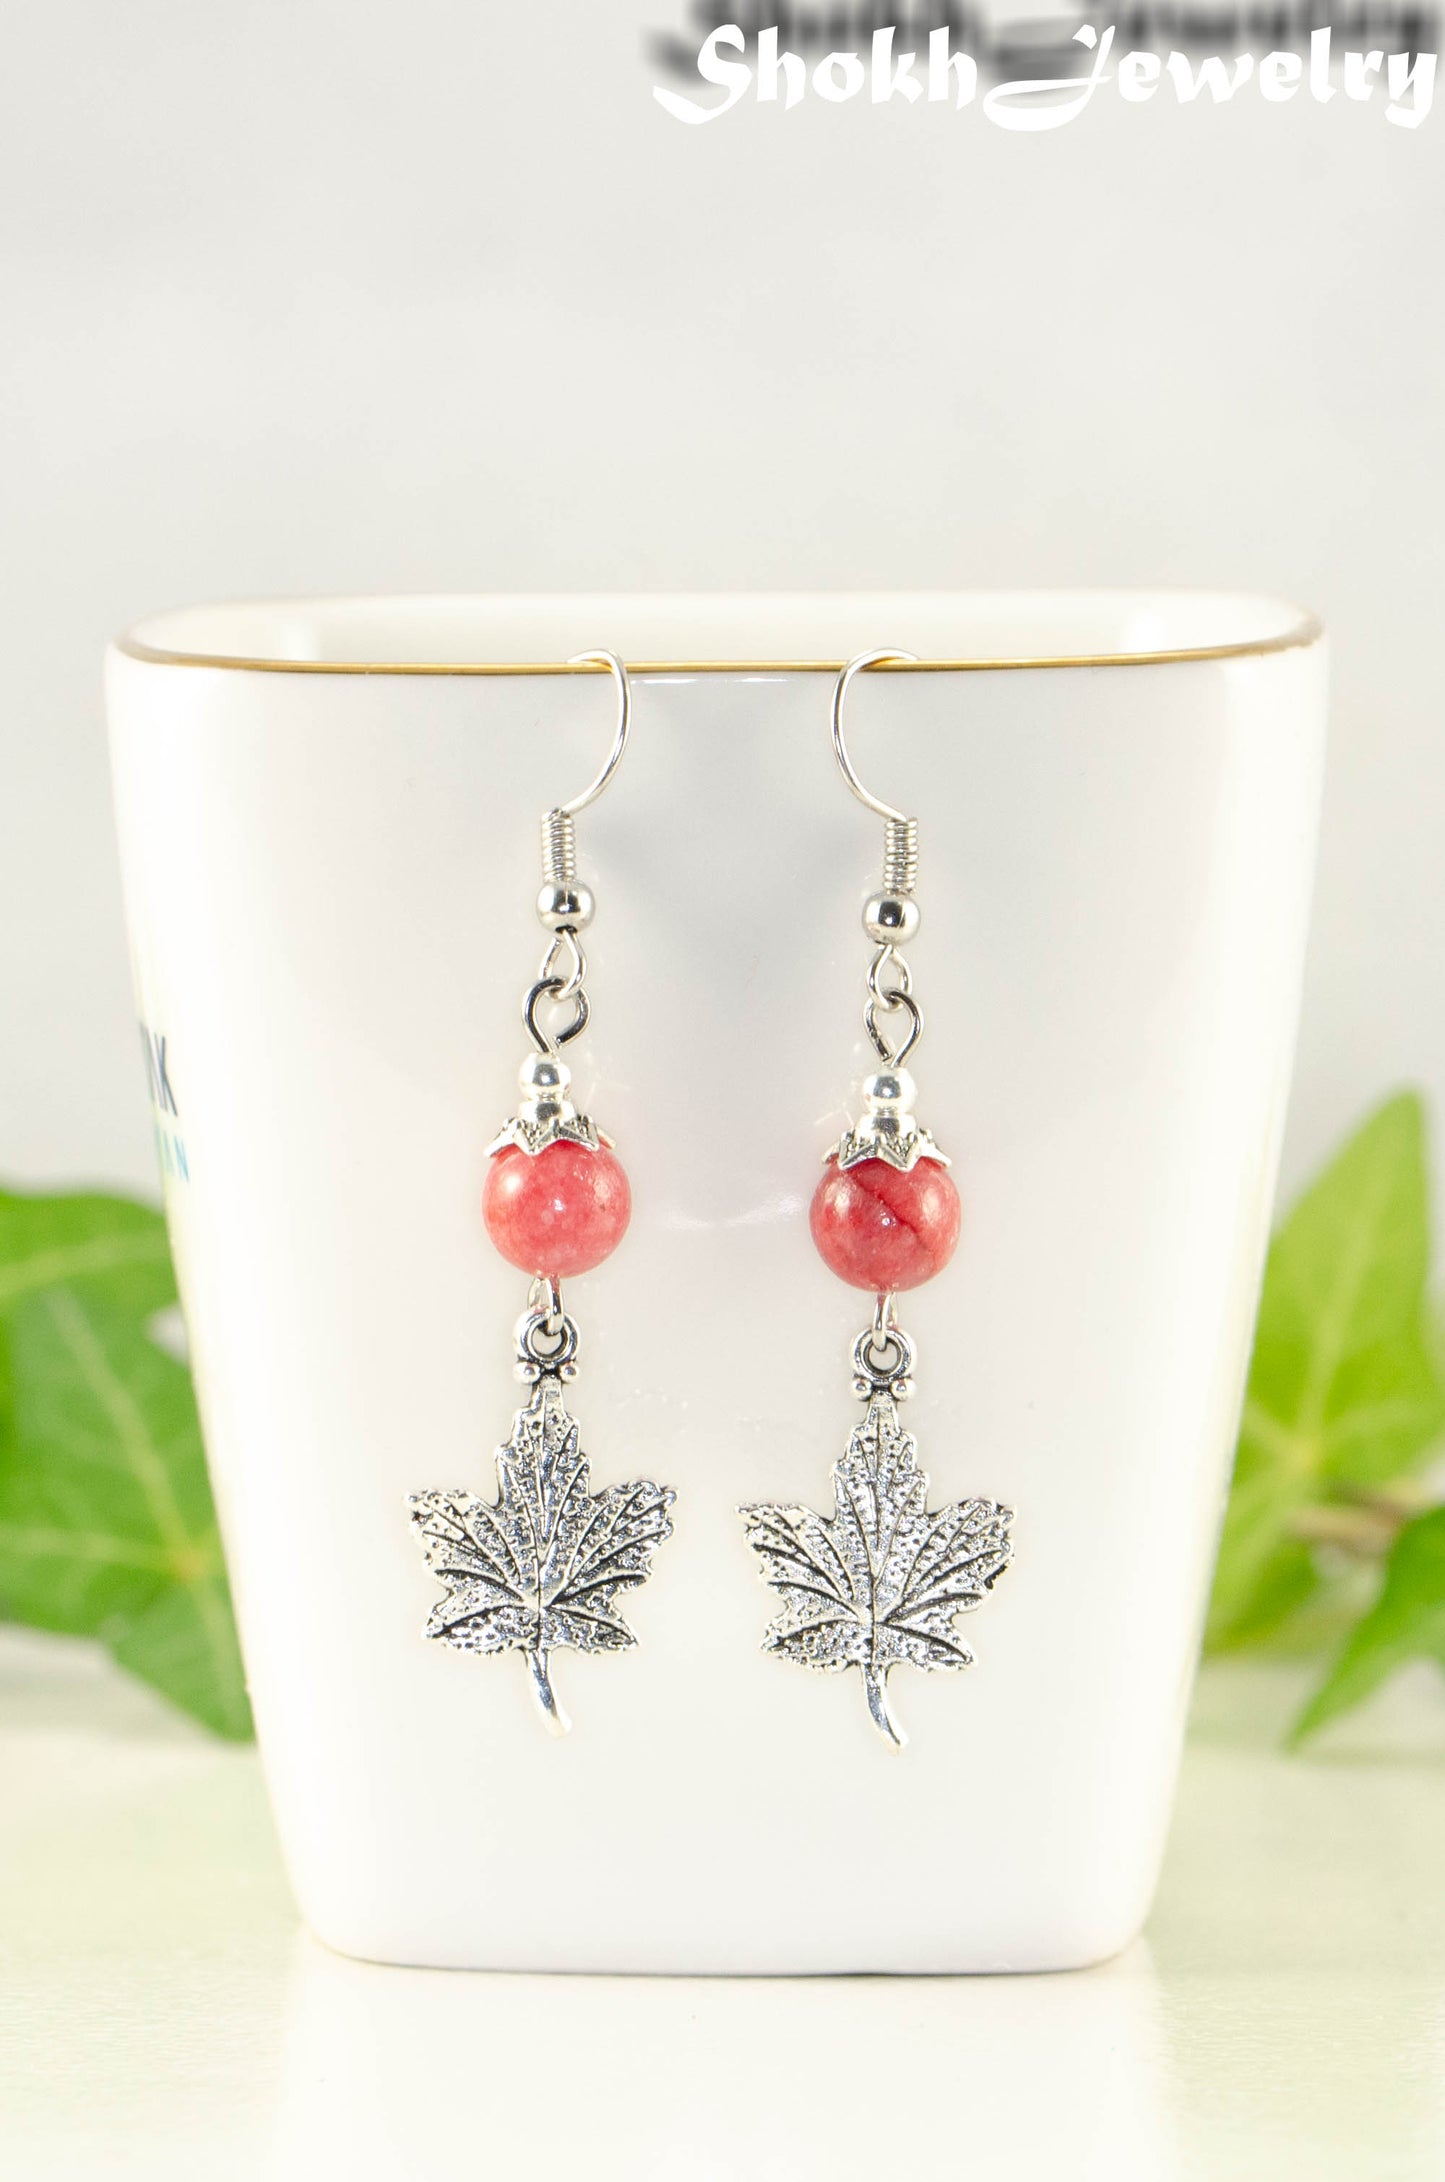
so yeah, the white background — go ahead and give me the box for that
[1,0,1440,1205]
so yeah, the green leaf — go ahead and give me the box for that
[1207,1092,1445,1649]
[0,1315,12,1448]
[0,1188,251,1739]
[1208,1536,1320,1652]
[1290,1507,1445,1743]
[0,1187,178,1316]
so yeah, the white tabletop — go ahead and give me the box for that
[1,1628,1441,2180]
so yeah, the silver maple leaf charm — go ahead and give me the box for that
[409,1315,674,1735]
[740,1370,1013,1749]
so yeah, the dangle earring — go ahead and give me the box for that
[409,652,675,1736]
[740,651,1014,1749]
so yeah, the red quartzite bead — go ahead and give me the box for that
[810,1155,961,1294]
[482,1140,631,1279]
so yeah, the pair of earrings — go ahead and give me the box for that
[408,650,1014,1750]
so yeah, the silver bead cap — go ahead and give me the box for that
[486,1052,610,1157]
[828,1069,949,1171]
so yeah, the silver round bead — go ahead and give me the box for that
[863,891,920,945]
[537,880,595,931]
[862,1068,916,1113]
[519,1053,571,1096]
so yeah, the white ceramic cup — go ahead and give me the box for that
[106,593,1326,1974]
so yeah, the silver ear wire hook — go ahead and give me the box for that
[560,649,631,817]
[830,648,919,824]
[831,648,924,1065]
[538,651,632,907]
[527,649,632,1054]
[830,648,921,896]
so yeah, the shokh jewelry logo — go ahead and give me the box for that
[650,6,1437,122]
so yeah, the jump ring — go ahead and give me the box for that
[517,1306,580,1372]
[852,1321,916,1391]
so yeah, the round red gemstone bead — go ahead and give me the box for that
[482,1140,631,1279]
[809,1154,960,1294]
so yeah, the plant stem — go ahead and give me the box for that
[1290,1499,1417,1558]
